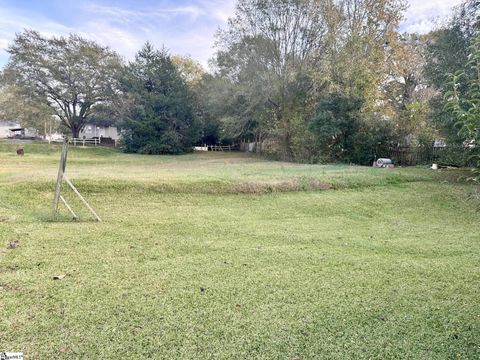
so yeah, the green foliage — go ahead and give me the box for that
[435,145,479,167]
[424,0,480,171]
[309,94,395,165]
[0,84,57,135]
[351,116,396,165]
[120,43,200,154]
[209,0,408,161]
[444,35,480,179]
[286,111,318,163]
[309,94,363,162]
[197,76,240,144]
[397,101,437,146]
[425,27,471,92]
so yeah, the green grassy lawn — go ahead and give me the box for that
[0,141,479,359]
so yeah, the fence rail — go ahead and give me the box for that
[389,145,478,166]
[194,144,238,152]
[71,138,101,147]
[209,144,237,151]
[389,146,434,166]
[51,138,102,147]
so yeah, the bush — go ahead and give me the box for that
[309,94,396,165]
[351,117,395,165]
[309,94,362,162]
[436,145,480,167]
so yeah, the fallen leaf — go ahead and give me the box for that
[8,240,20,249]
[0,284,18,292]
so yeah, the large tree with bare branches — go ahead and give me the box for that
[4,30,124,138]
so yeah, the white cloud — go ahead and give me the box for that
[197,0,236,22]
[0,38,9,49]
[401,0,464,33]
[80,21,142,61]
[79,1,237,67]
[0,7,77,65]
[84,3,207,22]
[0,1,237,69]
[0,0,465,69]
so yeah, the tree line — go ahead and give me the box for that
[0,0,478,171]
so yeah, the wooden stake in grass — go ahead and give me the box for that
[60,195,77,220]
[64,175,102,222]
[53,138,69,212]
[53,137,102,222]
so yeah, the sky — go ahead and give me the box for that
[0,0,465,69]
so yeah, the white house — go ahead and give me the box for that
[79,123,120,140]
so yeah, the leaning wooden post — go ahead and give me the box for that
[60,195,78,220]
[53,138,69,213]
[63,175,102,222]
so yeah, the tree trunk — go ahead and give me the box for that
[71,124,81,138]
[70,117,85,138]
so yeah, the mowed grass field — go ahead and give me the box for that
[0,141,479,359]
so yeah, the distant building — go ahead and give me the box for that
[0,120,39,139]
[79,120,119,141]
[1,119,120,145]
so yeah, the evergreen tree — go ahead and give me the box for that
[120,43,200,154]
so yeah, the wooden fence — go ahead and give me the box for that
[389,145,478,166]
[389,146,435,166]
[194,144,238,152]
[51,138,116,147]
[71,138,101,147]
[209,144,237,151]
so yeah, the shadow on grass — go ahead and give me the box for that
[36,212,100,223]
